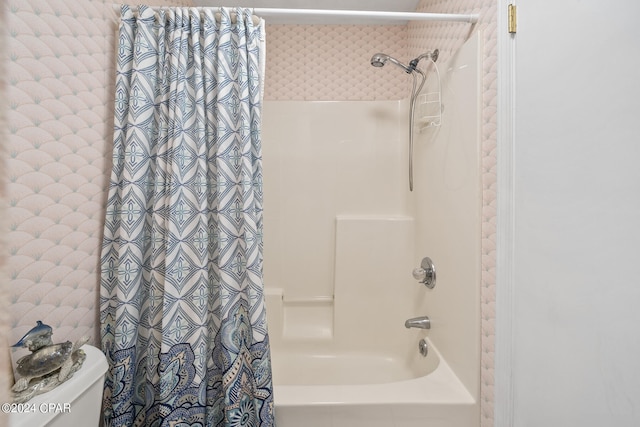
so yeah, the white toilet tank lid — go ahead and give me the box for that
[8,344,108,427]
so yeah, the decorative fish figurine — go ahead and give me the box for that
[12,321,53,352]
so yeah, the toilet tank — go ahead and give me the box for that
[9,344,108,427]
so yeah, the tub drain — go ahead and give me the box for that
[418,339,428,357]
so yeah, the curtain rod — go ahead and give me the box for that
[252,8,477,23]
[111,5,478,24]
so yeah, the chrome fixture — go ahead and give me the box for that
[404,316,431,329]
[370,53,413,73]
[370,49,439,191]
[412,256,436,289]
[418,338,428,357]
[369,50,438,76]
[409,50,439,69]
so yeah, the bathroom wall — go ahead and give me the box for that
[264,24,407,100]
[408,1,497,426]
[5,0,191,359]
[1,0,10,418]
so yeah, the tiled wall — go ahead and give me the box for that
[408,1,498,426]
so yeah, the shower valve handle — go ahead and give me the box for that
[412,257,436,289]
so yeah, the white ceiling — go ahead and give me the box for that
[191,0,423,24]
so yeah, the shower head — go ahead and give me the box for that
[370,53,413,74]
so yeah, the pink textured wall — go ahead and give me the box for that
[7,0,112,358]
[1,0,10,415]
[409,1,498,426]
[6,0,192,353]
[265,24,408,100]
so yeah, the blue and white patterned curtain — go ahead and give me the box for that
[100,5,273,426]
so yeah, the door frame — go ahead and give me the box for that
[494,0,516,425]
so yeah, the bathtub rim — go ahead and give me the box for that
[272,338,476,407]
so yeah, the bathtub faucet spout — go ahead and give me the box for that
[404,316,431,329]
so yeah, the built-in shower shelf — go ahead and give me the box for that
[283,295,334,304]
[265,287,335,341]
[282,296,334,340]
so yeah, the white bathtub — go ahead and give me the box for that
[263,215,480,426]
[271,339,477,427]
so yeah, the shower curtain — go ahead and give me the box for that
[100,5,273,426]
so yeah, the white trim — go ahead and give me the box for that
[494,0,516,426]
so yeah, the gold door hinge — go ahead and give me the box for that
[508,4,517,33]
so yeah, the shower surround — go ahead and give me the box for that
[261,31,482,426]
[5,1,497,426]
